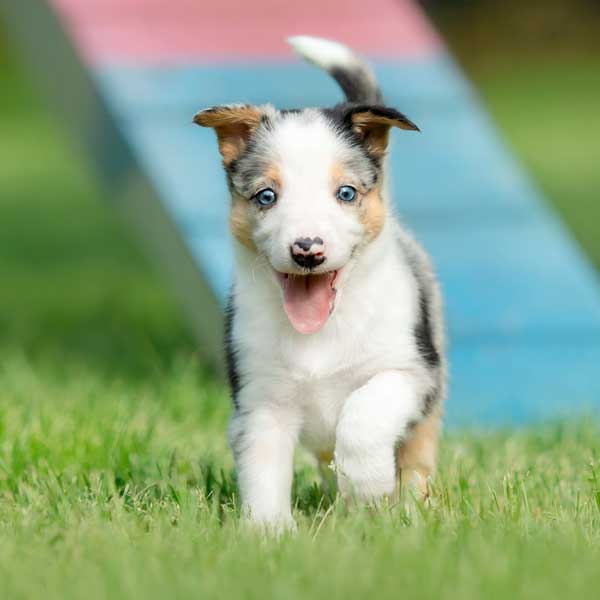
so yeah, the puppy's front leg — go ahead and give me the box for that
[229,405,298,529]
[335,370,425,502]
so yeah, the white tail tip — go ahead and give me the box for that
[287,36,356,70]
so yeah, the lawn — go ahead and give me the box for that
[1,43,600,599]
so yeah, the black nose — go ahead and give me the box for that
[291,237,326,269]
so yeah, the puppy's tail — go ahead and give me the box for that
[288,36,383,104]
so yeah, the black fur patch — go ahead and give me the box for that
[224,292,241,409]
[334,103,419,133]
[330,67,383,104]
[421,390,437,417]
[415,290,440,368]
[401,245,442,417]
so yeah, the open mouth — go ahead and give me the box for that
[275,270,340,334]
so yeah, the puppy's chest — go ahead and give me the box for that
[278,324,413,453]
[294,371,362,453]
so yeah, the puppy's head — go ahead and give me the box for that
[194,102,418,334]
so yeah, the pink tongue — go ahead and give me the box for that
[278,273,335,334]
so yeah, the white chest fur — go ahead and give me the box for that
[231,222,421,454]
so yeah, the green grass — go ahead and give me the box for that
[1,45,600,599]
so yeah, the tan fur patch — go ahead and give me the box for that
[351,111,418,158]
[229,191,255,251]
[360,185,386,241]
[262,163,282,190]
[228,162,282,252]
[331,162,386,241]
[193,105,262,166]
[396,406,442,499]
[331,162,345,183]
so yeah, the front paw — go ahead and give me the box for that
[334,455,396,502]
[243,510,297,536]
[333,433,397,503]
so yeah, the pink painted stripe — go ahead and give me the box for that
[49,0,442,65]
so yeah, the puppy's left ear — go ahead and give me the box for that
[348,106,419,159]
[193,104,263,166]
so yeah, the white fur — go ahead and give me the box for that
[335,370,424,499]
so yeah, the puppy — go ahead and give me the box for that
[194,36,446,528]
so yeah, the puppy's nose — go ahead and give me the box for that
[291,237,326,269]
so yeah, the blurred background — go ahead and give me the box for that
[1,0,599,379]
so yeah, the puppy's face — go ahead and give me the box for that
[195,103,417,334]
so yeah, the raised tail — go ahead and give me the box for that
[288,36,383,105]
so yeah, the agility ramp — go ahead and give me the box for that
[3,0,600,426]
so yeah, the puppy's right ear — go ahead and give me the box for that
[193,104,262,166]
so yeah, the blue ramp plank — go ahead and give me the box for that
[449,340,600,426]
[421,218,600,339]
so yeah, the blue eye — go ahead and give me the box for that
[255,188,277,206]
[337,185,357,202]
